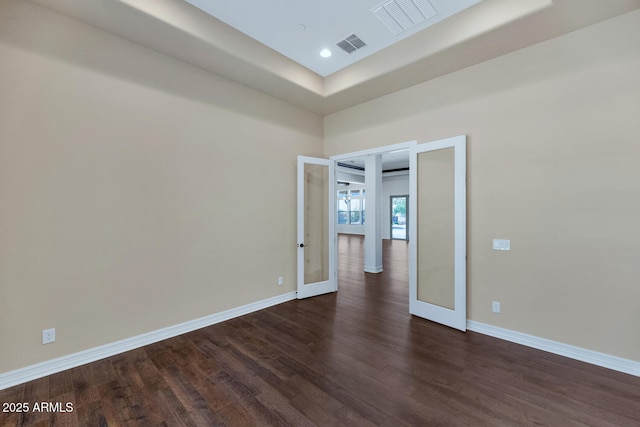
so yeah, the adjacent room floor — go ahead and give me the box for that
[1,234,639,426]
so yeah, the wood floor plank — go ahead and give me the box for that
[155,386,199,427]
[73,400,108,427]
[46,391,78,427]
[159,365,227,427]
[96,380,140,426]
[109,352,173,426]
[47,371,74,402]
[0,385,24,427]
[19,377,49,426]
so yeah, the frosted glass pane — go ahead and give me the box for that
[417,148,455,309]
[304,163,329,284]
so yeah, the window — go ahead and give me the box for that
[338,199,349,224]
[337,188,365,225]
[350,199,361,224]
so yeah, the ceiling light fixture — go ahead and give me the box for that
[320,49,332,58]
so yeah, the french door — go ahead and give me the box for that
[409,136,467,331]
[296,156,336,299]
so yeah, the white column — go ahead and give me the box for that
[364,154,383,273]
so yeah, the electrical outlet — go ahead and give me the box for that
[42,328,56,344]
[278,276,283,286]
[492,301,501,313]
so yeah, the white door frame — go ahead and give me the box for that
[329,138,466,332]
[330,140,417,163]
[333,141,417,276]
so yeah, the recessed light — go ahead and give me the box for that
[320,49,332,58]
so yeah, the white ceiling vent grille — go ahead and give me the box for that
[336,34,367,54]
[373,0,438,35]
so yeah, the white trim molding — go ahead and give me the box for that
[0,292,297,391]
[467,320,640,377]
[330,140,417,162]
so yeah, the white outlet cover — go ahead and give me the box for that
[492,301,501,313]
[42,328,56,344]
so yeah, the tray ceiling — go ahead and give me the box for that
[27,0,640,115]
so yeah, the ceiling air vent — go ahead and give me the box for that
[373,0,438,35]
[337,34,367,54]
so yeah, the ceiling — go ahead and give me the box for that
[28,0,640,115]
[183,0,482,77]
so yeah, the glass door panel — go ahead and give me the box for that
[297,156,336,298]
[304,163,329,284]
[417,149,455,309]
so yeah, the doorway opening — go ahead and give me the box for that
[390,195,408,241]
[331,141,414,276]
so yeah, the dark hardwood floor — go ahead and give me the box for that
[2,234,640,426]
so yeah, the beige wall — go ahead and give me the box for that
[325,10,640,361]
[0,1,323,373]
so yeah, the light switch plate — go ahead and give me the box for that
[493,239,511,251]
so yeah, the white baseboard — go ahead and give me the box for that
[0,291,297,391]
[364,265,384,273]
[467,320,640,377]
